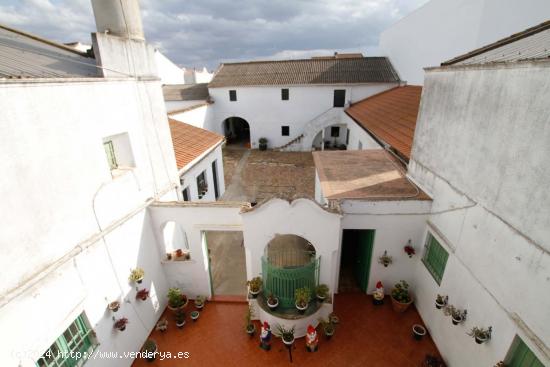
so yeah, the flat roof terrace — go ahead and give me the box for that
[313,150,430,201]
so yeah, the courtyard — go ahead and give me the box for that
[132,294,441,367]
[221,146,316,202]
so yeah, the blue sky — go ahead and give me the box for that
[0,0,428,69]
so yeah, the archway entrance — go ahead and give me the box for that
[223,117,250,148]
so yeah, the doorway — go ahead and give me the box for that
[339,229,375,293]
[204,231,247,297]
[223,117,250,148]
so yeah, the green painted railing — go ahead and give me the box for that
[261,255,320,308]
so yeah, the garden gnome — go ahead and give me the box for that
[259,321,272,350]
[305,325,319,352]
[373,281,384,305]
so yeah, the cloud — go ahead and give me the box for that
[0,0,428,69]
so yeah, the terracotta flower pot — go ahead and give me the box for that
[391,296,413,313]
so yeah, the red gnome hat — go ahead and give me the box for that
[263,321,270,330]
[376,281,383,289]
[307,325,316,334]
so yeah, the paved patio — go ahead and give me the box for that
[221,146,315,202]
[132,293,442,367]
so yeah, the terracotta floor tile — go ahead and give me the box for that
[132,294,441,367]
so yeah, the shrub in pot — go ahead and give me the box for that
[450,306,467,325]
[167,287,188,312]
[194,295,206,309]
[108,301,120,312]
[175,311,186,328]
[468,326,492,344]
[294,286,311,314]
[246,277,262,298]
[318,317,336,340]
[114,317,128,331]
[141,339,157,362]
[190,311,200,321]
[267,293,279,310]
[259,137,268,151]
[244,305,256,337]
[435,294,448,309]
[129,268,145,284]
[156,319,168,332]
[275,324,295,346]
[412,324,426,340]
[315,284,329,302]
[136,288,149,301]
[390,280,413,313]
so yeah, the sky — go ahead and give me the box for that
[0,0,429,70]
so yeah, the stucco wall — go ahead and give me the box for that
[209,83,396,148]
[154,50,184,85]
[343,113,384,150]
[408,61,550,365]
[379,0,550,85]
[178,145,225,202]
[241,198,342,294]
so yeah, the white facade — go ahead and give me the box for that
[154,50,185,85]
[343,113,384,151]
[380,0,550,85]
[209,83,397,149]
[408,61,550,366]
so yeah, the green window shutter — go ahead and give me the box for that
[103,140,118,169]
[36,313,96,367]
[422,233,449,284]
[509,339,545,367]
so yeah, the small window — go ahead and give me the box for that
[36,313,96,367]
[333,89,346,107]
[229,90,237,101]
[182,186,190,201]
[281,88,289,100]
[422,232,449,284]
[197,170,208,199]
[507,337,544,367]
[212,160,219,199]
[281,126,290,136]
[103,140,118,169]
[331,126,340,137]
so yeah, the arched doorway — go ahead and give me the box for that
[223,117,250,148]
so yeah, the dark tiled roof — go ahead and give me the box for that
[209,57,399,87]
[169,118,224,170]
[442,20,550,66]
[162,83,209,101]
[0,24,97,78]
[345,85,422,160]
[313,150,430,201]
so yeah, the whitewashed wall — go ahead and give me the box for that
[343,113,384,150]
[178,144,225,202]
[148,203,244,299]
[154,50,184,85]
[209,83,396,148]
[169,104,213,130]
[379,0,550,85]
[408,61,550,366]
[241,198,342,294]
[165,100,207,114]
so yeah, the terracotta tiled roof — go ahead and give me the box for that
[162,83,209,101]
[345,85,422,160]
[209,57,399,87]
[168,118,224,171]
[313,150,430,201]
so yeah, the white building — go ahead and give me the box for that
[380,0,550,85]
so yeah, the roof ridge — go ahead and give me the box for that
[219,56,388,66]
[0,23,92,58]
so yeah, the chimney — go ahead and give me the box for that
[91,0,145,41]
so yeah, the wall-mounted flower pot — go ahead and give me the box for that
[452,315,464,325]
[108,301,120,312]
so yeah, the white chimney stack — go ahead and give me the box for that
[91,0,145,40]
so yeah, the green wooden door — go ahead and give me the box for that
[353,230,375,292]
[508,338,544,367]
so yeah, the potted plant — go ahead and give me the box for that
[129,268,145,284]
[450,307,467,325]
[412,324,427,340]
[108,300,120,312]
[136,288,149,301]
[315,284,329,302]
[378,250,393,267]
[294,286,311,314]
[267,293,279,310]
[259,137,268,151]
[190,310,200,321]
[156,318,168,332]
[318,318,335,340]
[167,287,188,312]
[468,326,492,344]
[435,294,448,309]
[244,305,256,337]
[391,280,413,313]
[141,339,157,362]
[175,310,186,328]
[246,277,262,298]
[114,317,128,331]
[194,295,206,309]
[275,324,295,346]
[404,242,415,258]
[329,313,340,324]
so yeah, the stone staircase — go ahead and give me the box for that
[274,107,344,151]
